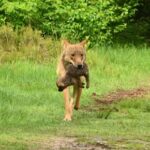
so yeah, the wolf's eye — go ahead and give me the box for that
[71,54,75,57]
[81,54,83,57]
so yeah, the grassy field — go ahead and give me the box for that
[0,46,150,149]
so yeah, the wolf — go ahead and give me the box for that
[56,40,89,121]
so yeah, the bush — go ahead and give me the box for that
[36,0,139,46]
[0,0,139,46]
[0,25,60,63]
[0,24,18,51]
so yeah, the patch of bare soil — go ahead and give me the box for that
[82,87,150,118]
[92,87,150,105]
[114,139,150,149]
[36,137,111,150]
[51,137,110,150]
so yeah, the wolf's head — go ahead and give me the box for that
[62,40,87,69]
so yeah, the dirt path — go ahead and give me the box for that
[34,136,150,150]
[82,86,150,118]
[92,87,150,105]
[36,137,111,150]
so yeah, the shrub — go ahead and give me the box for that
[0,25,60,63]
[36,0,139,46]
[0,0,139,46]
[0,24,18,51]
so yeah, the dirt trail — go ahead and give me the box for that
[92,87,150,105]
[36,137,110,150]
[82,86,150,117]
[50,137,110,150]
[35,136,150,150]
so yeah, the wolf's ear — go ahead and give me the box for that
[62,40,70,49]
[80,40,87,47]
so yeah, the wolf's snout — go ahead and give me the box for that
[77,64,83,69]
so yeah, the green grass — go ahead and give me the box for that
[0,46,150,149]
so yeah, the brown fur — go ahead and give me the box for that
[56,40,89,121]
[56,62,89,91]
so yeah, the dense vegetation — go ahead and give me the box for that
[1,0,149,45]
[0,25,60,63]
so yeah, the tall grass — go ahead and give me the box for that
[0,25,61,63]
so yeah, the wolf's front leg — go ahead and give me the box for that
[74,83,82,110]
[63,88,74,121]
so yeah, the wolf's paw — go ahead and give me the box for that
[63,114,72,121]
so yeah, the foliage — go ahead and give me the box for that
[113,19,150,45]
[0,24,17,51]
[0,0,139,45]
[113,0,150,45]
[0,0,36,26]
[0,25,60,63]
